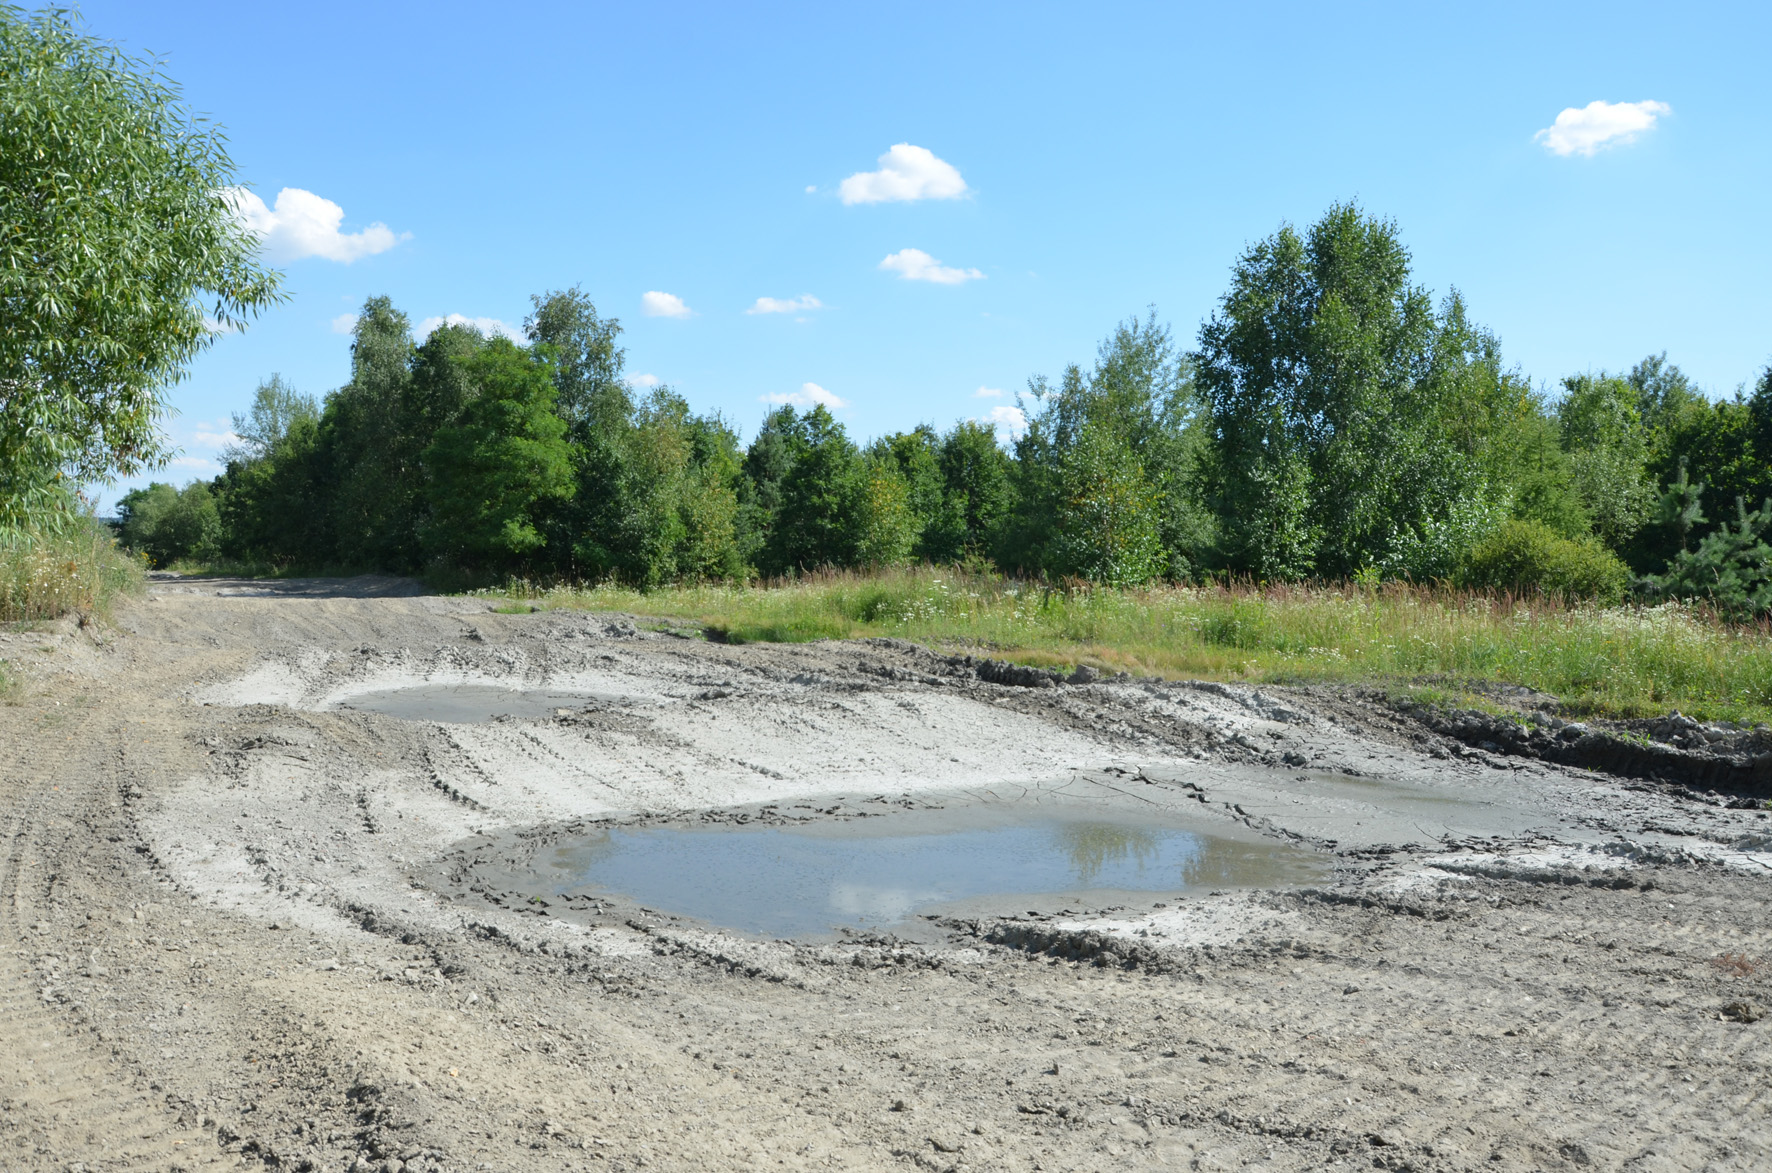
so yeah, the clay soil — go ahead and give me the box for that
[2,577,1770,1173]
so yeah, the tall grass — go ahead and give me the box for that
[484,566,1772,725]
[0,521,146,624]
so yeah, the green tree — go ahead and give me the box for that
[0,8,281,528]
[852,453,918,568]
[525,287,627,437]
[1494,405,1590,539]
[1195,204,1512,580]
[213,419,320,566]
[574,389,745,585]
[1557,373,1654,552]
[757,406,861,575]
[1623,369,1759,574]
[737,407,804,568]
[116,479,221,567]
[1004,312,1210,579]
[1050,423,1164,586]
[928,420,1013,563]
[1652,459,1706,556]
[323,298,423,568]
[869,426,943,555]
[226,375,317,463]
[421,339,574,568]
[1652,496,1772,620]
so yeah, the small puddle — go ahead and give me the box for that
[532,806,1327,937]
[334,684,618,723]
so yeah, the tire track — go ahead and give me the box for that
[0,698,227,1170]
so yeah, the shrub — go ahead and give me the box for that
[1459,519,1629,602]
[1651,496,1772,621]
[115,480,222,567]
[0,520,145,623]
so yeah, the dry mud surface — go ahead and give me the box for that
[3,578,1771,1173]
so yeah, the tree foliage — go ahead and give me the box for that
[115,480,221,567]
[0,6,281,528]
[1652,496,1772,620]
[421,339,574,565]
[1196,204,1517,580]
[103,203,1771,616]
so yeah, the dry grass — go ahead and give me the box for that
[1710,953,1761,979]
[0,521,145,625]
[477,565,1772,726]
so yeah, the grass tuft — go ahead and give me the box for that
[476,566,1772,725]
[1,521,145,625]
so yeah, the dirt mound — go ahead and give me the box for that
[1397,699,1772,799]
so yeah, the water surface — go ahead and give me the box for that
[334,683,614,723]
[544,806,1326,937]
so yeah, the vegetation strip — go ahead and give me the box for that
[477,567,1772,727]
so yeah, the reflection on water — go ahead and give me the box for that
[1058,823,1159,883]
[536,806,1326,938]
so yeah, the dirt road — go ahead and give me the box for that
[3,578,1770,1172]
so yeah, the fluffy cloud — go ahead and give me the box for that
[974,404,1027,443]
[840,144,969,205]
[627,373,662,389]
[168,455,221,472]
[762,382,848,409]
[1536,100,1671,157]
[189,419,243,450]
[330,313,359,335]
[227,187,407,262]
[415,314,525,343]
[973,386,1004,398]
[746,294,824,315]
[879,248,984,285]
[642,291,692,318]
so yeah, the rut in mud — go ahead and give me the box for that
[2,576,1770,1172]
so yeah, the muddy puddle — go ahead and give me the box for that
[492,805,1329,938]
[332,683,622,723]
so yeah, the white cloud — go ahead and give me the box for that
[330,312,359,335]
[627,373,661,389]
[747,294,823,315]
[227,187,407,262]
[203,315,240,336]
[840,144,969,205]
[1536,100,1671,157]
[973,386,1004,398]
[879,248,984,285]
[805,184,818,194]
[189,419,243,450]
[415,314,525,343]
[642,290,692,318]
[762,382,848,409]
[168,455,221,473]
[975,404,1027,443]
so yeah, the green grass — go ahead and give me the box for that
[1,521,145,625]
[475,565,1772,725]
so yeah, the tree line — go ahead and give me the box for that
[118,205,1772,615]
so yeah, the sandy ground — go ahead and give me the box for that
[3,577,1771,1172]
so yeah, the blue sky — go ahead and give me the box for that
[77,0,1772,507]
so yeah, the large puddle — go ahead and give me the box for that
[333,684,618,723]
[531,805,1328,937]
